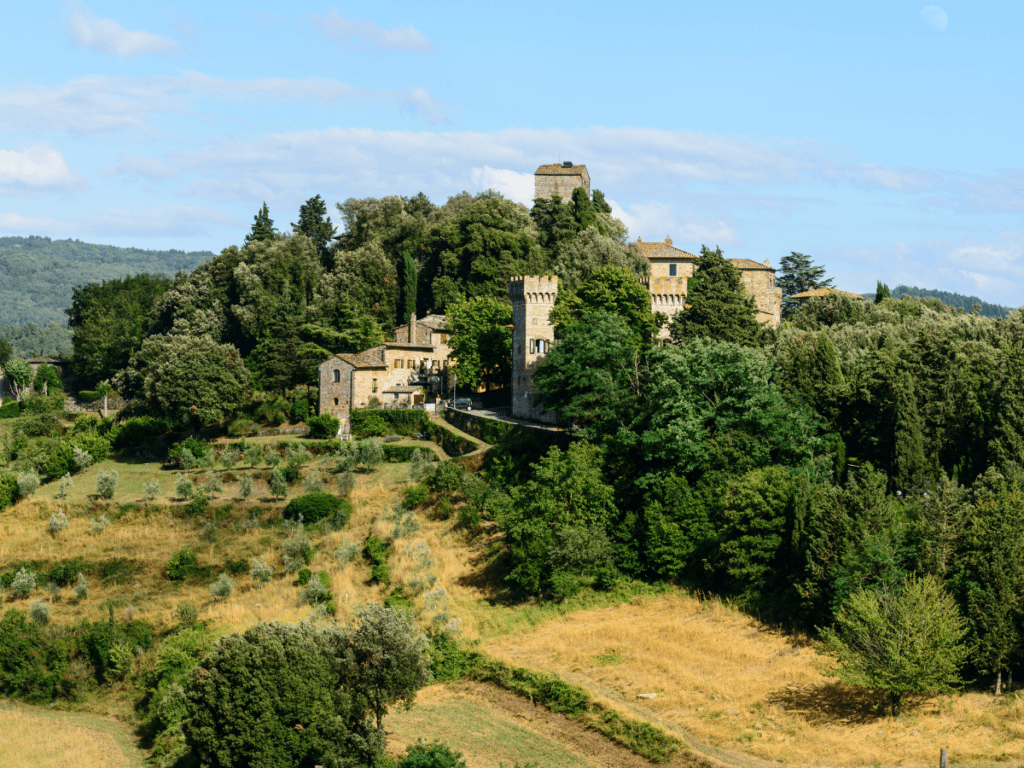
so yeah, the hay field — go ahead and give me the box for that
[483,593,1024,767]
[0,701,145,768]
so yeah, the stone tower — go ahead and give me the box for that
[534,162,590,202]
[509,275,559,423]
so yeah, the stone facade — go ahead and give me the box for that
[318,315,451,434]
[638,236,700,338]
[729,258,783,328]
[534,163,590,202]
[509,275,559,423]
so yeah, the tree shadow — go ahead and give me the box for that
[765,682,929,725]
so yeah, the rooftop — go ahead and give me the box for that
[332,351,386,369]
[636,236,699,260]
[792,287,866,300]
[728,258,775,271]
[535,163,589,176]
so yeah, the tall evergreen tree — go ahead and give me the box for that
[989,335,1024,471]
[244,202,277,247]
[892,370,928,490]
[291,194,337,266]
[670,246,763,347]
[531,195,576,251]
[571,187,597,231]
[398,252,418,326]
[591,189,612,214]
[777,252,834,318]
[875,281,892,303]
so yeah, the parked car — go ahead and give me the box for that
[452,398,472,410]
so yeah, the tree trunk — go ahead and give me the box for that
[102,393,108,419]
[891,691,902,717]
[996,669,1003,695]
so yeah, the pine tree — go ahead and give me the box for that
[571,187,596,231]
[875,281,892,304]
[777,252,834,317]
[398,252,418,326]
[591,189,612,214]
[244,202,277,247]
[670,246,764,346]
[291,194,337,266]
[989,336,1024,471]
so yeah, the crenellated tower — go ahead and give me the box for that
[509,275,559,423]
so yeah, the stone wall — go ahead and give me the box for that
[509,275,559,424]
[534,164,591,202]
[736,269,783,328]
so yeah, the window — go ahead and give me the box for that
[669,263,677,277]
[372,378,378,393]
[408,359,414,369]
[333,397,339,406]
[333,369,340,382]
[394,359,401,369]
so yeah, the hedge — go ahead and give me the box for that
[306,414,340,439]
[77,390,102,403]
[0,402,21,420]
[429,634,684,763]
[382,445,439,463]
[351,409,428,437]
[283,493,351,525]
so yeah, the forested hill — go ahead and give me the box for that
[0,236,215,326]
[892,284,1014,319]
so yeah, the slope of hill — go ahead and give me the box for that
[0,236,215,327]
[891,284,1014,318]
[0,322,73,357]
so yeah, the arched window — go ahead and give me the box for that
[333,397,339,406]
[333,369,340,382]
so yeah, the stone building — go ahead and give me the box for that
[637,236,700,338]
[318,314,451,434]
[509,275,559,423]
[729,259,784,328]
[534,162,590,202]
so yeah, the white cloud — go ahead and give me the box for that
[311,10,432,52]
[609,199,739,247]
[99,152,179,179]
[0,72,448,135]
[68,5,180,58]
[469,166,534,206]
[921,6,948,32]
[0,144,87,196]
[0,204,242,238]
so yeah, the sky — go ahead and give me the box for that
[1,1,1023,304]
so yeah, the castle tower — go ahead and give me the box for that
[509,275,559,423]
[534,162,590,202]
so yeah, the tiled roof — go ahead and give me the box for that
[636,238,699,260]
[420,314,448,330]
[333,351,386,369]
[728,258,774,271]
[792,287,865,300]
[384,342,436,351]
[535,163,588,176]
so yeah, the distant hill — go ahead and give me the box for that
[0,322,73,358]
[890,285,1014,319]
[0,235,215,327]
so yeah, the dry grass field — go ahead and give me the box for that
[483,593,1024,767]
[0,700,145,768]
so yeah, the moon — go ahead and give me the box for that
[920,6,948,31]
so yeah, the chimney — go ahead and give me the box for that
[665,235,673,246]
[409,313,415,344]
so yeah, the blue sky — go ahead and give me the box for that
[2,1,1023,304]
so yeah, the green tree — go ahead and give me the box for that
[445,296,512,390]
[182,621,380,768]
[777,252,834,318]
[0,338,12,368]
[291,194,337,265]
[670,246,764,346]
[989,333,1024,472]
[551,265,658,343]
[818,575,969,716]
[571,187,596,231]
[399,252,418,326]
[3,358,32,401]
[591,189,612,215]
[875,281,892,303]
[244,202,277,246]
[530,195,576,252]
[114,334,252,429]
[892,370,928,491]
[66,273,172,389]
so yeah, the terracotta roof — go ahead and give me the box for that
[332,351,386,369]
[535,163,589,176]
[636,238,699,260]
[728,258,775,271]
[792,287,865,300]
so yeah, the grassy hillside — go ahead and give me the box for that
[0,235,214,327]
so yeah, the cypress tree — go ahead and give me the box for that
[591,189,612,214]
[670,246,764,346]
[777,251,834,317]
[398,252,418,326]
[244,202,277,247]
[291,194,337,267]
[989,336,1024,471]
[875,281,892,304]
[572,187,597,231]
[893,369,928,490]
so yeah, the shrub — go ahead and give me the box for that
[74,573,88,602]
[269,468,288,501]
[335,541,360,567]
[298,573,331,606]
[297,568,312,586]
[409,449,433,481]
[219,446,241,469]
[109,415,171,449]
[457,506,481,532]
[227,417,255,438]
[243,443,264,468]
[238,472,254,500]
[290,395,310,423]
[174,603,199,630]
[281,523,313,573]
[353,412,389,438]
[434,498,453,520]
[166,549,203,581]
[174,474,194,500]
[250,558,273,588]
[400,741,467,768]
[89,515,110,534]
[203,470,223,498]
[336,470,355,498]
[209,573,234,601]
[95,469,118,499]
[143,479,161,501]
[0,401,22,419]
[302,471,325,493]
[365,535,391,585]
[254,395,289,425]
[16,472,39,498]
[11,568,36,598]
[425,461,466,492]
[0,473,17,510]
[168,437,213,468]
[283,492,349,526]
[28,601,50,627]
[403,484,429,508]
[307,414,340,439]
[185,494,209,517]
[48,510,69,537]
[72,446,93,473]
[358,438,385,472]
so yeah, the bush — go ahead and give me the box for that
[28,601,50,627]
[0,401,22,419]
[57,473,73,498]
[281,523,314,573]
[227,417,256,438]
[336,470,355,498]
[269,468,288,500]
[302,471,325,493]
[143,479,161,501]
[403,484,430,508]
[174,474,194,500]
[48,511,69,537]
[238,472,254,500]
[352,412,390,438]
[335,541,360,566]
[16,472,39,498]
[109,416,171,448]
[74,573,88,602]
[250,558,273,587]
[209,573,234,600]
[71,446,93,473]
[219,446,241,469]
[425,461,466,493]
[365,535,391,585]
[456,506,481,532]
[168,437,212,468]
[358,438,385,472]
[290,395,310,423]
[89,515,110,534]
[352,409,428,437]
[77,390,101,403]
[95,469,118,499]
[243,443,264,468]
[298,573,332,606]
[0,473,16,510]
[166,549,204,581]
[203,470,223,498]
[307,414,340,439]
[400,741,467,768]
[283,492,349,525]
[10,568,36,598]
